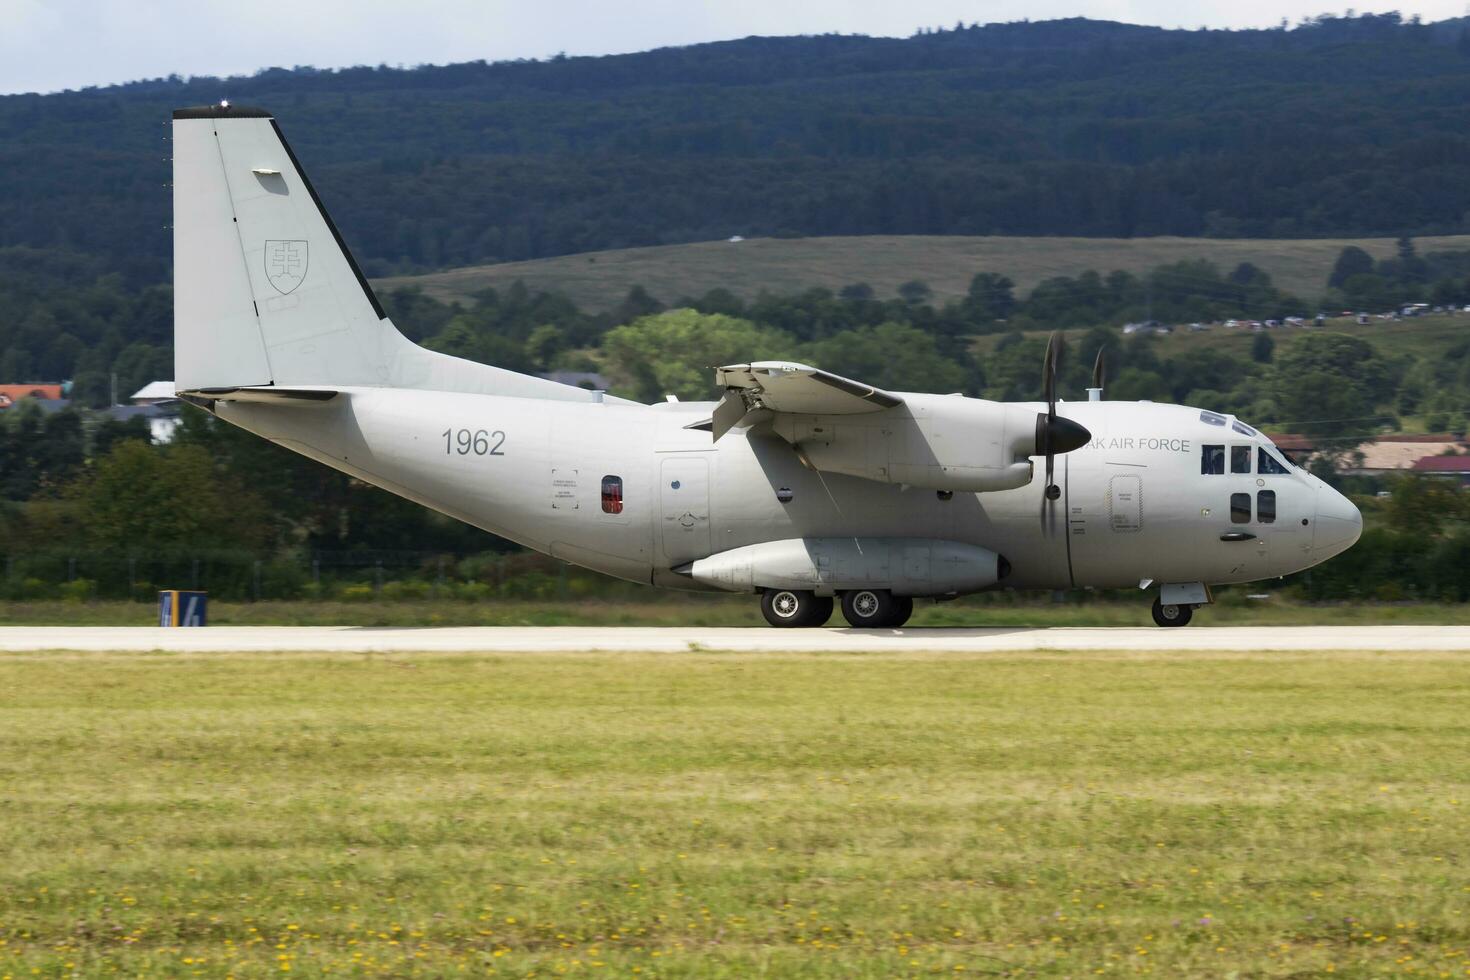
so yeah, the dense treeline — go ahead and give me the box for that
[8,13,1470,283]
[6,249,1470,600]
[10,236,1470,432]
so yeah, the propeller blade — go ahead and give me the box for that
[1039,332,1069,503]
[1092,347,1106,392]
[1042,332,1059,410]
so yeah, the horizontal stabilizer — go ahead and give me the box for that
[180,386,339,405]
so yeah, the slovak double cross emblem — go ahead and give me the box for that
[264,240,309,295]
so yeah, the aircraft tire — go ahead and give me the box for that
[762,589,832,628]
[841,588,906,628]
[1151,597,1194,628]
[888,596,914,628]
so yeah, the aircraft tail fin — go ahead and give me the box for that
[172,104,597,401]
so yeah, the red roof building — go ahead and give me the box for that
[0,384,65,409]
[1410,455,1470,474]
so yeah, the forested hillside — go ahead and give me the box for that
[6,11,1470,285]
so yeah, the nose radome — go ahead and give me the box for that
[1313,485,1362,558]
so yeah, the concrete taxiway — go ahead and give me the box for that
[0,626,1466,653]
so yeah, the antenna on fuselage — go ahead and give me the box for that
[1087,347,1106,402]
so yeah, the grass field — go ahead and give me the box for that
[2,646,1468,977]
[373,234,1470,312]
[8,596,1470,627]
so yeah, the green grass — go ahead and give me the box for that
[7,595,1470,627]
[1,647,1468,977]
[373,233,1470,311]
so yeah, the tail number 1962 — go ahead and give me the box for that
[443,428,506,456]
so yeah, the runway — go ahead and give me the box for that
[0,625,1467,653]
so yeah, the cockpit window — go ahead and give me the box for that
[1231,445,1252,474]
[1232,420,1257,437]
[1202,444,1225,475]
[1257,447,1290,476]
[1200,411,1226,427]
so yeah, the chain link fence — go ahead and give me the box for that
[0,549,646,603]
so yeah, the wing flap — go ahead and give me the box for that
[712,361,901,439]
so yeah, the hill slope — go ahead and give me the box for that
[7,13,1470,284]
[374,234,1470,311]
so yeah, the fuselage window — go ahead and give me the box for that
[1231,445,1252,474]
[1258,447,1290,475]
[1202,444,1225,475]
[1230,492,1251,523]
[1232,420,1257,437]
[1257,489,1276,523]
[1200,411,1227,427]
[601,475,624,514]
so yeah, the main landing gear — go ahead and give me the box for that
[759,588,913,628]
[840,589,913,629]
[761,589,833,628]
[1151,596,1194,628]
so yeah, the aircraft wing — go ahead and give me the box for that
[712,361,902,439]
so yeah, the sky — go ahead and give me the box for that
[3,0,1465,96]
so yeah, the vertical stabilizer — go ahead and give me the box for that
[172,103,603,401]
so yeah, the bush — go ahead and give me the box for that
[57,578,96,603]
[381,580,431,601]
[260,561,308,600]
[339,583,376,602]
[452,581,492,602]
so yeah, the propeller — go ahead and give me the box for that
[1035,332,1092,507]
[1091,346,1106,397]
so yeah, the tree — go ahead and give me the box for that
[611,285,664,324]
[1251,332,1274,363]
[803,322,971,394]
[601,310,797,402]
[897,280,933,306]
[962,272,1017,322]
[1271,334,1391,440]
[64,441,272,555]
[1385,473,1467,536]
[1328,246,1374,289]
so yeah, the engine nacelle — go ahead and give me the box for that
[679,537,1008,597]
[770,394,1042,492]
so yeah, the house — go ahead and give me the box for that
[130,380,178,406]
[1410,455,1470,484]
[1345,434,1469,475]
[1269,433,1319,465]
[108,403,181,444]
[120,381,182,443]
[0,383,66,409]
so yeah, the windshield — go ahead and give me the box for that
[1258,446,1291,475]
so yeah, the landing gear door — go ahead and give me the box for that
[660,457,711,564]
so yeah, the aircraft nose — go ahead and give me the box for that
[1313,484,1362,558]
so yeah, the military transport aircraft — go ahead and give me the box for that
[171,104,1362,628]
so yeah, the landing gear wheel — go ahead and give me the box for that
[1151,597,1193,628]
[762,589,833,628]
[841,589,909,628]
